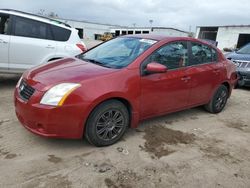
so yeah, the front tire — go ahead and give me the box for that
[205,85,229,113]
[85,100,129,147]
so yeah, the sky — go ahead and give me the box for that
[1,0,250,32]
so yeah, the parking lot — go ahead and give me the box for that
[0,41,250,188]
[1,79,250,188]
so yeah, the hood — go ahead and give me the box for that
[225,52,250,72]
[225,51,250,61]
[24,58,118,91]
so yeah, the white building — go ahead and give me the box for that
[111,27,189,37]
[57,18,120,40]
[58,18,189,40]
[196,25,250,50]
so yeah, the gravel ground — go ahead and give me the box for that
[0,41,250,188]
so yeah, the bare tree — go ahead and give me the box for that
[37,9,45,16]
[47,12,58,18]
[36,10,59,18]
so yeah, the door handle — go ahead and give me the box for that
[181,76,191,82]
[0,39,8,44]
[46,45,55,49]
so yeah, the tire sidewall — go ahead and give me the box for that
[85,100,129,146]
[211,85,229,113]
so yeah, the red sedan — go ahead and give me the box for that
[14,35,238,146]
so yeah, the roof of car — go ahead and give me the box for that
[121,34,171,41]
[122,34,200,42]
[0,9,71,29]
[121,34,220,51]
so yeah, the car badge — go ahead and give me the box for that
[20,85,24,91]
[233,61,240,67]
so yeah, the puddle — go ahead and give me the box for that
[141,125,195,158]
[48,155,62,164]
[105,170,140,188]
[223,120,248,131]
[5,153,17,159]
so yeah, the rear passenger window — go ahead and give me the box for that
[14,16,49,40]
[191,43,215,65]
[145,41,189,70]
[50,25,71,42]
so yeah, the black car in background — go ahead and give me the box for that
[226,43,250,87]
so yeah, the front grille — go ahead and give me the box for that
[232,60,250,68]
[19,80,35,101]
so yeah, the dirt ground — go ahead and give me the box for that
[0,42,250,187]
[1,76,250,188]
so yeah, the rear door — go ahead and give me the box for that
[0,13,11,70]
[49,25,75,56]
[186,42,222,105]
[140,41,191,119]
[9,16,57,71]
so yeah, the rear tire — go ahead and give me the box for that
[205,85,229,113]
[237,78,245,88]
[85,100,129,147]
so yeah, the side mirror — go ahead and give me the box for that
[146,62,167,74]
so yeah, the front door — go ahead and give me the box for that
[140,41,191,119]
[0,13,11,71]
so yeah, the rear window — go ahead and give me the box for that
[191,42,218,65]
[50,25,71,42]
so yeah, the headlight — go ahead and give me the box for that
[16,76,23,88]
[40,83,80,106]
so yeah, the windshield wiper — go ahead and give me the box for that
[83,58,102,64]
[82,58,113,68]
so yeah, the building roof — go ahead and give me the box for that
[197,24,250,28]
[152,27,189,34]
[111,26,189,34]
[59,18,189,33]
[58,17,123,27]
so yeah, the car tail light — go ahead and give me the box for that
[76,44,87,52]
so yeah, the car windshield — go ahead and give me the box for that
[78,37,157,68]
[237,43,250,54]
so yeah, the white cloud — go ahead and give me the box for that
[1,0,250,31]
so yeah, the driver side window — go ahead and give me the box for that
[146,41,189,70]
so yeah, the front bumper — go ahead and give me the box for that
[237,71,250,87]
[14,87,89,139]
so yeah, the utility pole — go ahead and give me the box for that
[149,20,153,28]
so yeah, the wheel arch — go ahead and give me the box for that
[90,97,133,123]
[221,81,232,97]
[48,57,63,62]
[208,81,231,105]
[82,96,138,138]
[40,55,66,65]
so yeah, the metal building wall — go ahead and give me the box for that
[216,26,250,50]
[57,18,113,40]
